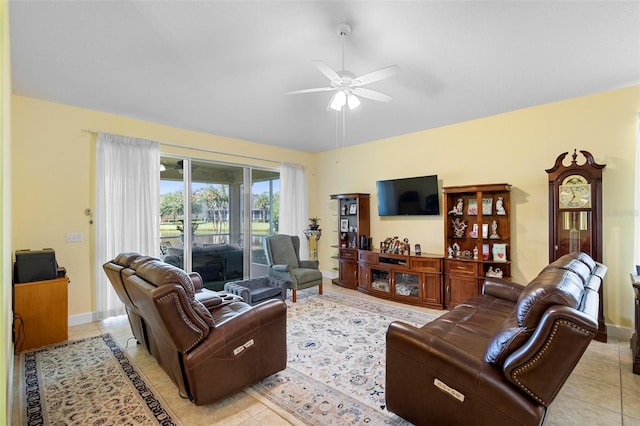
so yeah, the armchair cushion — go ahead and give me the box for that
[267,234,299,268]
[292,268,323,286]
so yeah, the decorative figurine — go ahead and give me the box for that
[496,196,506,215]
[486,267,503,278]
[448,198,464,215]
[452,242,460,258]
[489,220,500,239]
[473,246,478,260]
[452,218,468,238]
[447,245,454,258]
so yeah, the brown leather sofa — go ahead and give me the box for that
[386,252,606,425]
[103,253,287,405]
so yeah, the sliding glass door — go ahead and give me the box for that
[159,156,279,290]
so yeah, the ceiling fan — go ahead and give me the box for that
[286,22,399,111]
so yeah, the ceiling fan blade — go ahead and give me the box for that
[285,87,335,95]
[353,65,399,86]
[312,60,341,82]
[352,87,393,102]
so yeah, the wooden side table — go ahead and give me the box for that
[631,274,640,374]
[13,276,69,351]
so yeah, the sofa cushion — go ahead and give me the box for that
[541,257,592,285]
[114,252,142,267]
[516,269,584,329]
[484,311,532,367]
[251,286,283,303]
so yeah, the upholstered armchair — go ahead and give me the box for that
[263,234,323,302]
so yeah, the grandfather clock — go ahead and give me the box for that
[546,149,606,342]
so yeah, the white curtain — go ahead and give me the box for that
[279,162,310,259]
[95,133,160,319]
[634,113,640,273]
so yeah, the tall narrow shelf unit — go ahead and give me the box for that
[330,193,370,289]
[442,184,512,309]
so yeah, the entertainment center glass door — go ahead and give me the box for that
[394,271,420,300]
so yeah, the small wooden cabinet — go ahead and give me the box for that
[357,250,443,309]
[442,184,512,309]
[13,276,69,351]
[330,193,370,289]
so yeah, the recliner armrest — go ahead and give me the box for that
[189,272,204,292]
[482,277,525,302]
[299,260,319,269]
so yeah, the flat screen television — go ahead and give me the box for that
[376,175,440,216]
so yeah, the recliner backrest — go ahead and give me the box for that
[134,259,214,327]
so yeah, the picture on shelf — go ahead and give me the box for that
[341,204,348,215]
[349,203,357,214]
[482,223,489,238]
[467,199,478,215]
[482,198,493,215]
[340,219,349,232]
[482,244,490,261]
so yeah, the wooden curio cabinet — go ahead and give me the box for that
[330,193,370,289]
[442,184,512,309]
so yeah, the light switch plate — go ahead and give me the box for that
[66,232,83,243]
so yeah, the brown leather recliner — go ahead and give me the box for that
[386,252,606,425]
[103,254,287,405]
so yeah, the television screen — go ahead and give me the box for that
[376,175,440,216]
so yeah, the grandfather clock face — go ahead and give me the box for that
[546,150,604,263]
[555,173,594,258]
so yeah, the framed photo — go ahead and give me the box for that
[349,203,357,215]
[482,223,489,239]
[482,198,493,215]
[340,219,349,232]
[467,199,478,215]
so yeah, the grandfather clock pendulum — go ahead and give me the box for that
[546,149,606,342]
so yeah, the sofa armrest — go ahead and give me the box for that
[503,305,597,406]
[299,260,319,269]
[182,300,288,405]
[150,284,210,353]
[482,277,525,302]
[386,321,487,425]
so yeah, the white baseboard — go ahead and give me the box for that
[68,312,96,327]
[607,323,632,341]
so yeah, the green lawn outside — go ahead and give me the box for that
[160,221,272,237]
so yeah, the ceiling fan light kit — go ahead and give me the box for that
[286,22,398,112]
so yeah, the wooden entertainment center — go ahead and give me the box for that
[330,184,512,310]
[357,250,443,309]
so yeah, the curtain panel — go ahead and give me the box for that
[279,162,310,259]
[95,133,160,319]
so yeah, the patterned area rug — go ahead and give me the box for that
[20,333,178,426]
[249,291,440,425]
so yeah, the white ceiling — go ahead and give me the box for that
[9,1,640,153]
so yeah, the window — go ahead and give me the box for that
[159,156,279,290]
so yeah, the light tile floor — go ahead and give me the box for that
[11,279,640,425]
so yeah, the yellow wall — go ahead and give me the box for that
[10,95,316,321]
[10,86,640,336]
[315,85,640,331]
[1,0,11,421]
